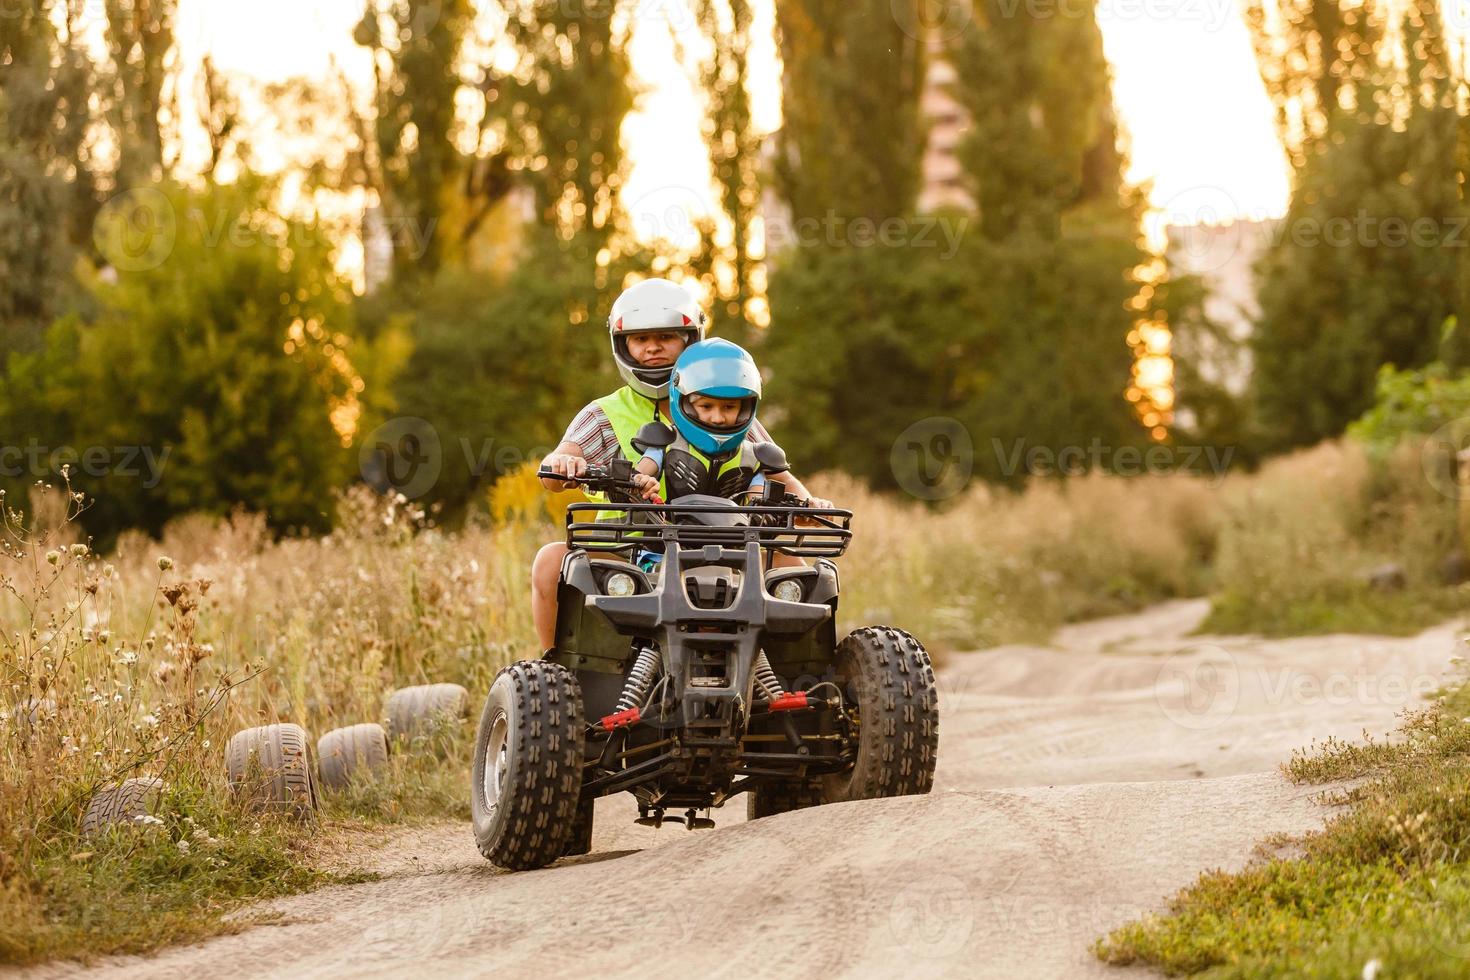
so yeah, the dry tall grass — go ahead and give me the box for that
[2,440,1462,962]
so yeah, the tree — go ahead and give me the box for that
[3,179,402,541]
[1245,0,1470,450]
[354,0,474,279]
[773,0,927,224]
[0,0,97,350]
[680,0,764,346]
[945,0,1124,239]
[762,231,1144,490]
[354,0,642,519]
[362,228,623,518]
[491,0,632,252]
[101,0,178,188]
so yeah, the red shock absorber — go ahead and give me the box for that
[767,692,812,712]
[599,706,642,731]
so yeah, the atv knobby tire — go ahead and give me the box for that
[564,795,595,858]
[471,661,584,870]
[822,626,938,802]
[317,723,390,789]
[225,723,319,818]
[82,777,163,835]
[746,779,824,820]
[386,683,470,741]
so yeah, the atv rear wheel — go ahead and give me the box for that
[822,626,938,802]
[471,661,584,870]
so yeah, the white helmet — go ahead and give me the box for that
[608,278,707,399]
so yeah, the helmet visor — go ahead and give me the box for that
[678,393,757,435]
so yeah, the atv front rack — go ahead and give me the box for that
[564,501,854,558]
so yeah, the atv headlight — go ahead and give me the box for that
[605,572,637,597]
[772,578,804,603]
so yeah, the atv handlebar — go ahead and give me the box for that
[538,465,814,512]
[560,498,853,558]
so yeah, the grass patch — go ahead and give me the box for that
[0,778,325,965]
[0,727,472,966]
[1095,679,1470,976]
[1203,586,1469,638]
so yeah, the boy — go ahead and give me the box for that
[629,337,781,503]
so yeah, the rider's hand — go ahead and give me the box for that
[632,473,662,501]
[541,453,587,488]
[794,496,834,527]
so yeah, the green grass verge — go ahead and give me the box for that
[1095,680,1470,977]
[0,726,470,967]
[1202,586,1467,638]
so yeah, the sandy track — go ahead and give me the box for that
[21,600,1465,980]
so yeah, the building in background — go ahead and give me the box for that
[916,38,971,214]
[1164,218,1279,399]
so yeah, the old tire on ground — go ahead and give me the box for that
[746,779,825,820]
[317,723,390,790]
[470,661,584,870]
[821,626,938,803]
[82,777,163,835]
[386,683,470,741]
[225,723,319,817]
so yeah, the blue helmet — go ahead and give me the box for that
[669,339,762,455]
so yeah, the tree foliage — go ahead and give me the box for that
[946,0,1124,240]
[773,0,927,223]
[0,0,98,349]
[2,180,402,541]
[761,229,1145,489]
[682,0,763,346]
[354,0,474,279]
[1245,0,1470,451]
[360,227,624,518]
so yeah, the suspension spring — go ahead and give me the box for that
[614,646,660,713]
[754,651,786,699]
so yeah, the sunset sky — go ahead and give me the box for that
[173,0,1296,242]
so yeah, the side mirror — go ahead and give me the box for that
[753,441,790,473]
[632,421,675,453]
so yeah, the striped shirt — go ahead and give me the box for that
[560,399,773,466]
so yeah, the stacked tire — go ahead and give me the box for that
[317,723,390,790]
[82,777,164,835]
[386,683,470,743]
[224,723,319,818]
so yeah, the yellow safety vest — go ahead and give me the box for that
[586,386,753,522]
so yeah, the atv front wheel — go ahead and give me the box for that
[823,626,938,802]
[471,661,584,870]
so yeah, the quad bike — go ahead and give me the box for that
[471,436,939,871]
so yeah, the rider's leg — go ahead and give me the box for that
[532,542,571,651]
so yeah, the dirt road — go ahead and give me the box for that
[24,600,1465,979]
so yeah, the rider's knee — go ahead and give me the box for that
[532,542,570,588]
